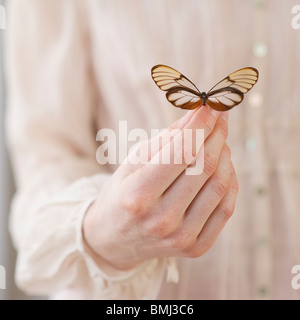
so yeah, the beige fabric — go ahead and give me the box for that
[6,0,300,299]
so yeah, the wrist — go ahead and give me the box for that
[82,200,142,271]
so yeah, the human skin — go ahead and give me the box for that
[83,105,239,271]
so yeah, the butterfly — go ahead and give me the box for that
[151,65,259,111]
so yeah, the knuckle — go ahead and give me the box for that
[199,239,214,255]
[220,204,235,220]
[151,214,178,238]
[120,191,147,216]
[187,239,213,258]
[186,249,202,258]
[172,232,195,251]
[223,144,231,157]
[184,246,205,258]
[211,174,231,197]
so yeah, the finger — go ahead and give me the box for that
[161,112,229,215]
[150,105,220,161]
[181,144,232,238]
[118,129,167,177]
[118,108,199,178]
[123,106,221,198]
[194,162,239,256]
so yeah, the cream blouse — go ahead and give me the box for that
[6,0,300,299]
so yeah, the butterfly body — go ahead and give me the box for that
[201,92,208,106]
[151,65,259,111]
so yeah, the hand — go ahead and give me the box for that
[83,105,239,270]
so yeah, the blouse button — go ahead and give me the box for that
[258,285,268,297]
[254,0,265,9]
[248,93,264,108]
[246,138,257,152]
[253,41,268,58]
[257,237,268,247]
[255,186,267,196]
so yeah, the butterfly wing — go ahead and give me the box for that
[206,88,244,111]
[207,67,259,94]
[166,88,203,110]
[205,67,259,111]
[151,65,203,110]
[151,64,201,93]
[151,65,259,111]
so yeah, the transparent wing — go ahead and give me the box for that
[151,64,201,94]
[206,88,244,111]
[207,67,259,95]
[166,88,203,110]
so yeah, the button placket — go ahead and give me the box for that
[248,0,273,300]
